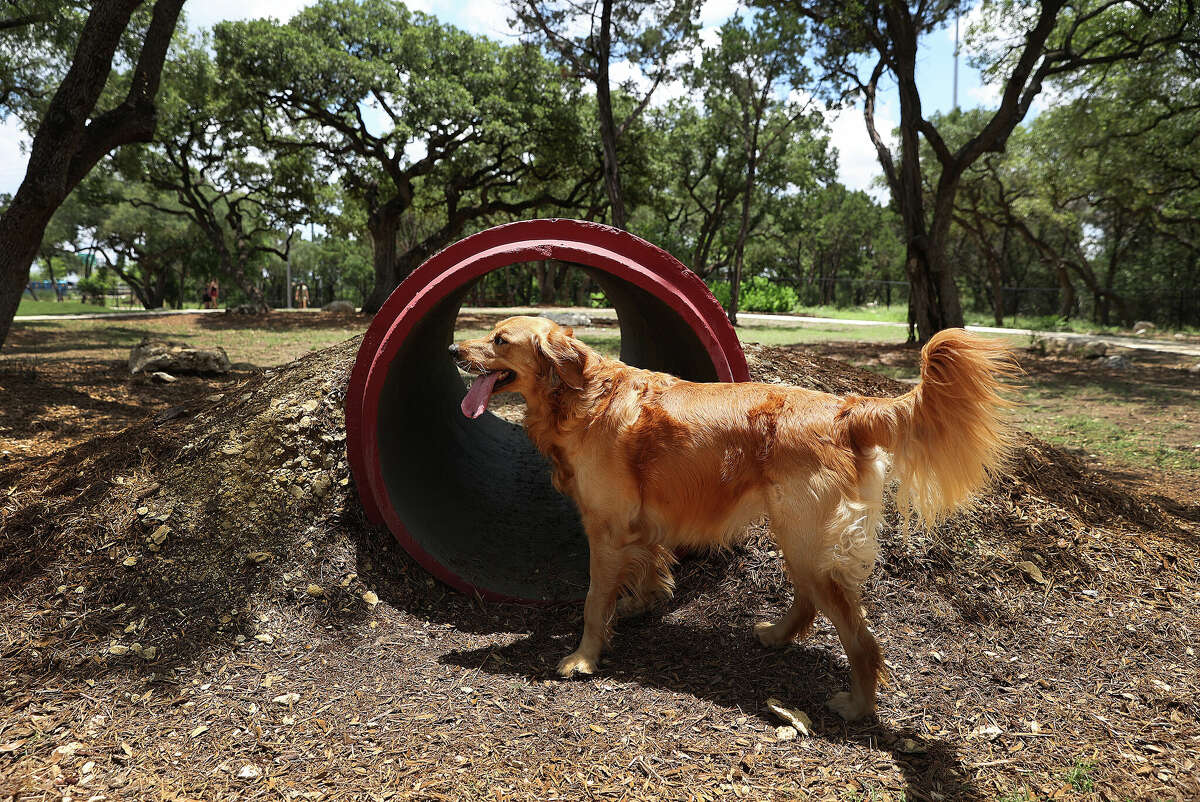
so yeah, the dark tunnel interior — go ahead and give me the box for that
[375,267,720,601]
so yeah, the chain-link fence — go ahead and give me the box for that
[790,277,1200,328]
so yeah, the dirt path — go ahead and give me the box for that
[461,306,1200,359]
[2,336,1198,801]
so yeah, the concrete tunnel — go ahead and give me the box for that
[345,219,749,602]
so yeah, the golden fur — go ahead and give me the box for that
[453,316,1018,720]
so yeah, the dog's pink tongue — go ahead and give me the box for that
[461,371,501,419]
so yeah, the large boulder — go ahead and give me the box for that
[129,338,232,375]
[323,300,356,315]
[540,310,591,327]
[1133,320,1157,335]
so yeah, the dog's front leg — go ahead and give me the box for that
[558,537,627,678]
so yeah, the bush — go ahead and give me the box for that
[76,277,108,305]
[708,276,798,314]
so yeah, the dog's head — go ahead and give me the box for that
[451,316,589,418]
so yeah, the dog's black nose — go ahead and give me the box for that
[448,343,460,357]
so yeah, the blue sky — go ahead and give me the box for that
[0,0,995,202]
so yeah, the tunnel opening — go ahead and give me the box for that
[347,220,747,602]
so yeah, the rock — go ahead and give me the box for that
[312,474,332,499]
[50,742,84,762]
[1014,560,1046,584]
[1174,333,1188,341]
[1189,362,1200,374]
[149,525,169,546]
[323,300,356,314]
[108,642,130,655]
[775,726,798,741]
[1133,320,1156,335]
[306,583,324,597]
[236,764,262,780]
[226,304,265,316]
[1077,340,1107,359]
[150,371,177,384]
[362,590,379,606]
[1105,355,1131,370]
[765,697,811,735]
[1032,335,1070,356]
[129,338,231,375]
[540,311,591,327]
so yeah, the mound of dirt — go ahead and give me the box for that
[1,339,1196,801]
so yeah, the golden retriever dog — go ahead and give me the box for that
[451,316,1016,720]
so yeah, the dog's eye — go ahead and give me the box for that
[493,335,506,346]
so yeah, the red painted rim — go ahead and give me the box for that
[345,219,749,602]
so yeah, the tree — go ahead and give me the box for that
[122,40,316,311]
[692,13,814,324]
[756,0,1198,341]
[218,0,601,312]
[928,38,1200,329]
[0,0,185,348]
[510,0,700,230]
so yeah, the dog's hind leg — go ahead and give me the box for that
[558,532,632,678]
[616,545,676,619]
[811,575,882,721]
[753,521,816,647]
[755,493,821,648]
[753,590,817,648]
[761,485,883,720]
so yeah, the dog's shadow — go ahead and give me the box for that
[439,609,983,801]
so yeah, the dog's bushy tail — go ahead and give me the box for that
[840,329,1019,529]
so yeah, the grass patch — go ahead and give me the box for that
[17,298,208,316]
[16,299,124,316]
[9,315,364,368]
[1021,412,1200,473]
[1065,759,1096,794]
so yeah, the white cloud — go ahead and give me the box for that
[699,0,740,27]
[449,0,515,39]
[825,101,894,203]
[967,81,1002,107]
[0,117,31,198]
[183,0,317,31]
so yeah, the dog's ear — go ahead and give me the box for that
[537,328,586,390]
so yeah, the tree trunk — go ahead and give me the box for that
[45,253,62,300]
[1053,262,1076,319]
[362,204,401,314]
[729,127,761,327]
[595,0,627,231]
[0,0,184,349]
[0,207,55,336]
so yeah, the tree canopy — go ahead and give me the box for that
[2,0,1198,343]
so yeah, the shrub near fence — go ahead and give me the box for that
[709,277,800,313]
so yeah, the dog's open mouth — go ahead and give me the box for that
[461,369,516,419]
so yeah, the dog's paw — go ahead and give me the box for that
[753,620,792,648]
[557,651,598,678]
[826,691,872,722]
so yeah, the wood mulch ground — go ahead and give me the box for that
[1,329,1198,801]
